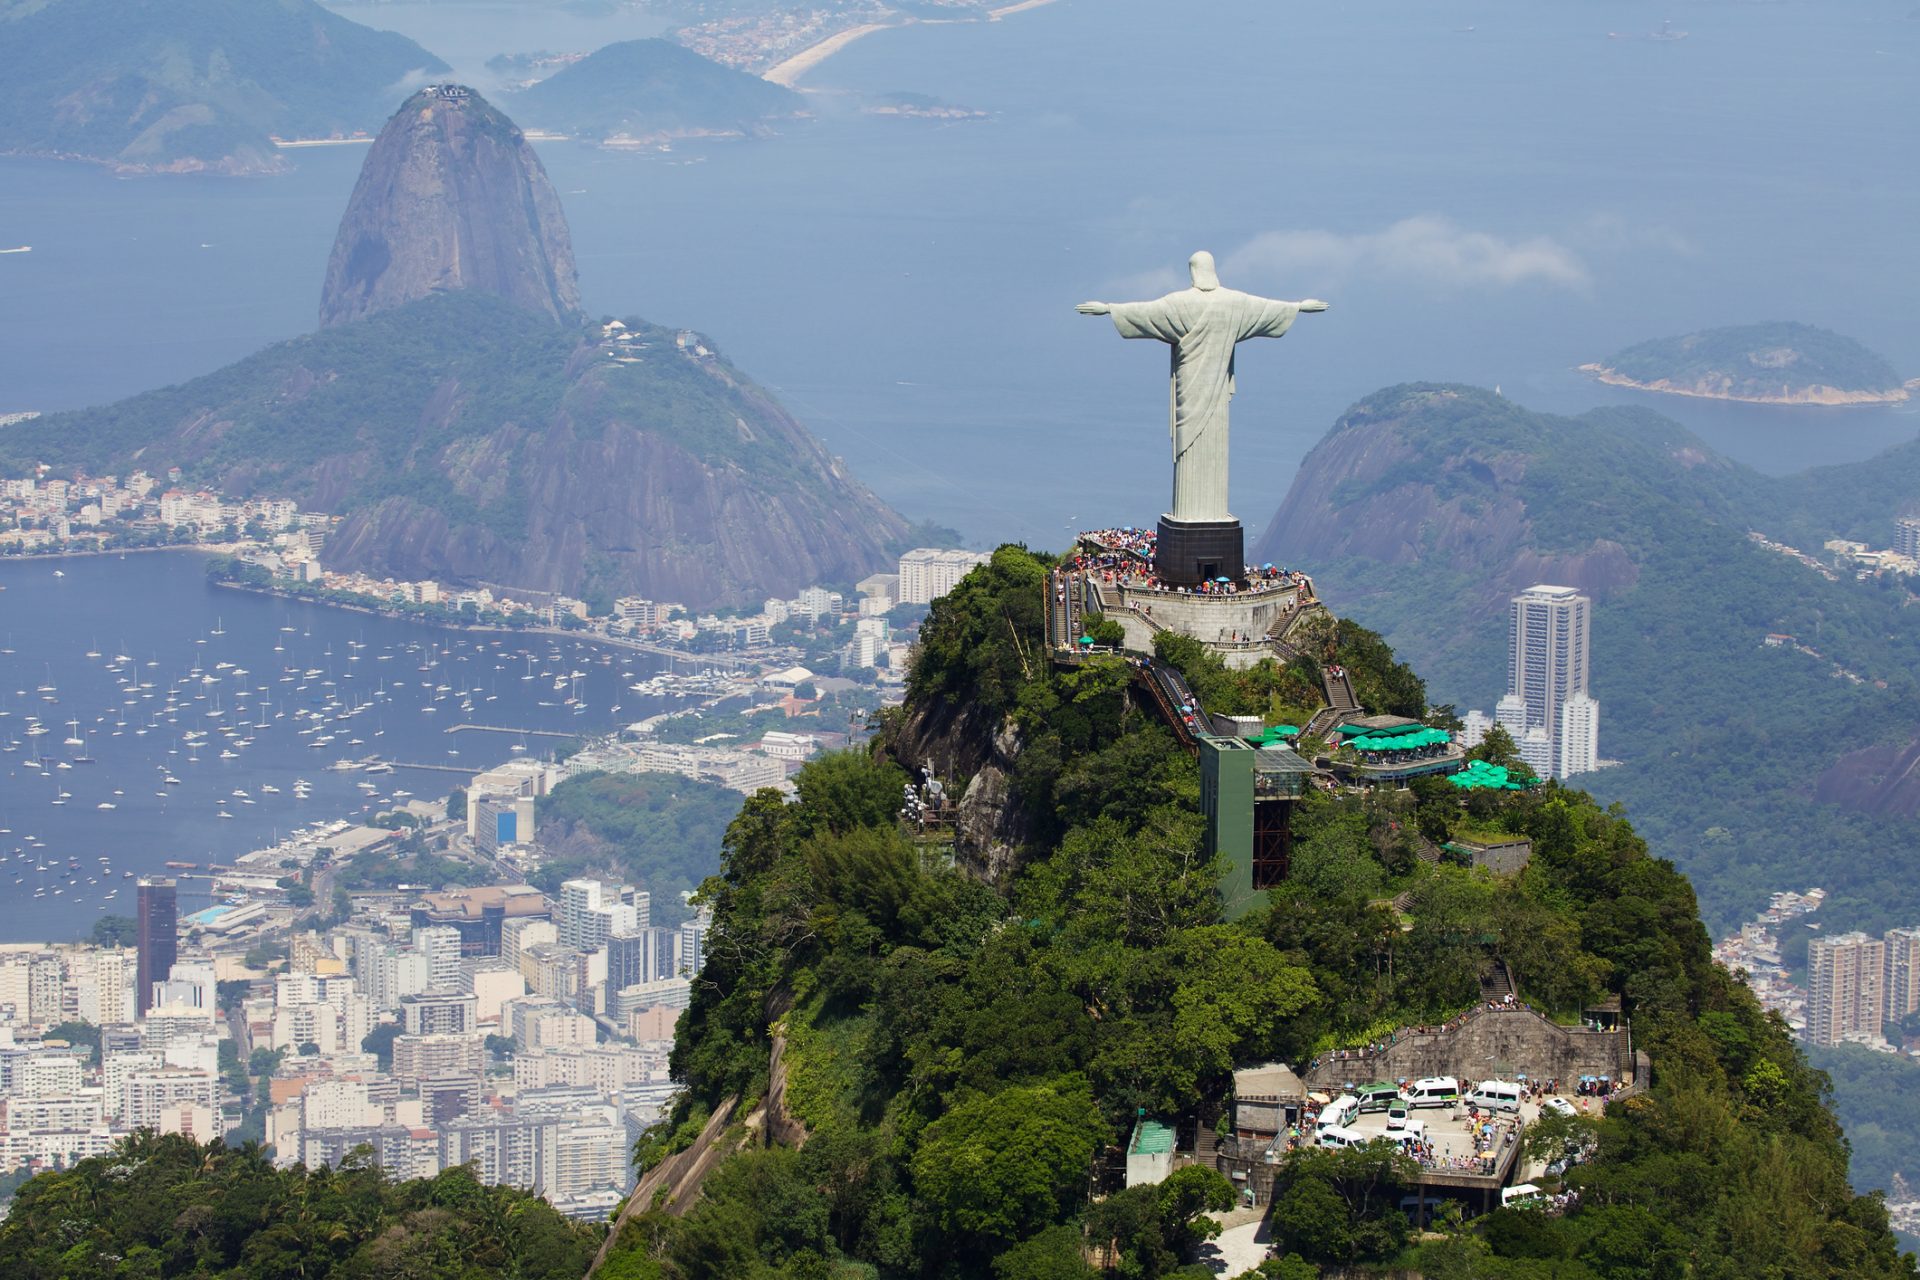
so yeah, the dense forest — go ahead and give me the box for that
[596,545,1909,1279]
[1257,383,1920,1242]
[0,1133,599,1278]
[532,770,744,927]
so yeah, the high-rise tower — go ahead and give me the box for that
[1505,584,1598,779]
[135,877,178,1017]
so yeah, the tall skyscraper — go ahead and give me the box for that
[1505,584,1598,779]
[135,878,178,1018]
[1807,931,1886,1047]
[1884,927,1920,1023]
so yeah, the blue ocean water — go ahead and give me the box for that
[0,552,666,941]
[1,0,1915,546]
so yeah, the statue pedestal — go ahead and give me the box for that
[1155,515,1243,587]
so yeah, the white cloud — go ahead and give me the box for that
[1223,215,1592,292]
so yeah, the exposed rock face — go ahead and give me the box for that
[1256,385,1642,605]
[8,84,909,606]
[8,294,909,608]
[1816,739,1920,819]
[885,694,1032,885]
[320,86,580,328]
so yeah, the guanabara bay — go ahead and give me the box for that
[0,7,1914,1280]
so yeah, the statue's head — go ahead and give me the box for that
[1188,251,1220,291]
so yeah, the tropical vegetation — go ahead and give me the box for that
[0,1133,598,1278]
[597,545,1909,1278]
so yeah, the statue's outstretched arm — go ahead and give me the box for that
[1075,301,1111,315]
[1298,299,1329,312]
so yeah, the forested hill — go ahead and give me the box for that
[599,546,1912,1279]
[0,292,909,609]
[512,39,803,141]
[0,0,447,173]
[1257,385,1920,1234]
[1256,384,1920,941]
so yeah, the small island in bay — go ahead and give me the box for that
[509,38,804,149]
[1581,321,1914,406]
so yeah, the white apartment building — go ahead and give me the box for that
[7,1090,105,1132]
[412,926,464,990]
[552,1120,632,1199]
[123,1068,218,1131]
[678,915,708,979]
[13,1052,85,1099]
[898,548,991,604]
[392,1033,486,1083]
[102,1050,164,1121]
[1557,692,1601,778]
[1884,926,1920,1022]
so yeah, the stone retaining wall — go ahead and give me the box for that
[1302,1008,1644,1093]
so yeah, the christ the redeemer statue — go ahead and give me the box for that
[1078,251,1326,528]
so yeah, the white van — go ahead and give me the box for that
[1467,1080,1524,1113]
[1316,1095,1361,1132]
[1502,1183,1545,1208]
[1405,1077,1459,1109]
[1317,1124,1368,1150]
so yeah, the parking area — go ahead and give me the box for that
[1334,1090,1606,1179]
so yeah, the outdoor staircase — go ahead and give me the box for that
[1302,667,1361,739]
[1480,959,1516,1004]
[1325,668,1359,714]
[1194,1101,1223,1169]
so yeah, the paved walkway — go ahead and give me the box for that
[1192,1209,1271,1276]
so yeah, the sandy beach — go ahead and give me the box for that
[989,0,1061,17]
[764,22,896,87]
[764,0,1063,87]
[1578,363,1915,408]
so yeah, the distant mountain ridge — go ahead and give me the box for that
[512,38,802,142]
[320,86,580,328]
[0,0,448,173]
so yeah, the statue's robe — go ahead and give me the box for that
[1108,287,1299,523]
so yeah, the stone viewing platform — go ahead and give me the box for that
[1062,527,1326,667]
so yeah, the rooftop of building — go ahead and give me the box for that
[1128,1118,1176,1156]
[411,884,549,921]
[1233,1061,1306,1101]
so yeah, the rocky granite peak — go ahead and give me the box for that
[319,85,580,328]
